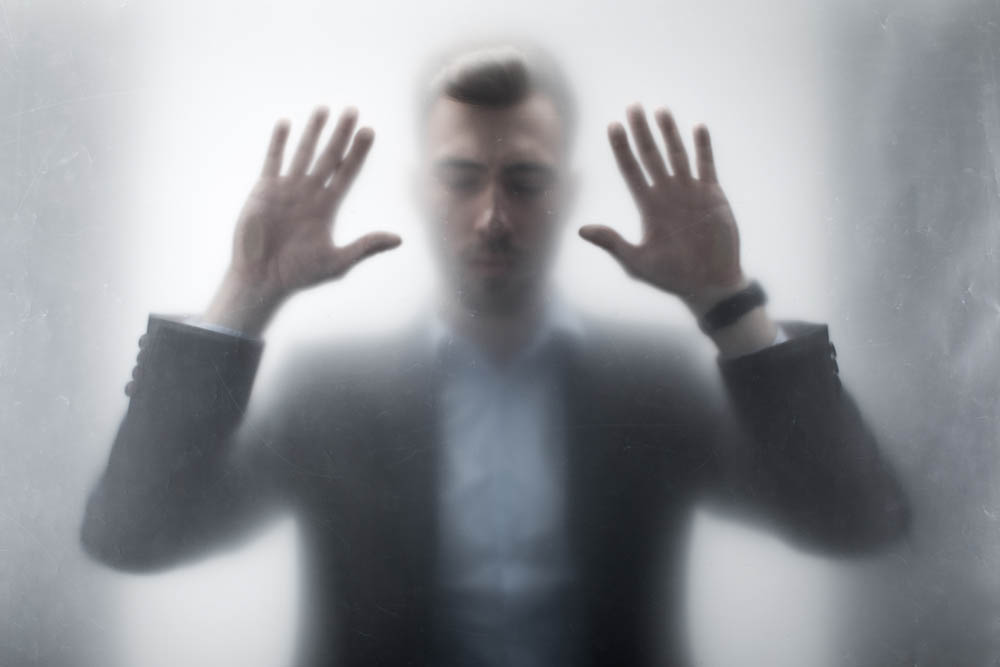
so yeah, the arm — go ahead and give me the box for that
[580,104,909,552]
[81,107,399,571]
[712,321,910,553]
[80,316,275,570]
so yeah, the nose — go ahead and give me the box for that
[474,182,510,239]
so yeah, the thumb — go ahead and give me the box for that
[331,231,402,276]
[578,224,637,265]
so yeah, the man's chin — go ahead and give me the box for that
[457,274,534,316]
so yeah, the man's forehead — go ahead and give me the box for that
[423,93,565,166]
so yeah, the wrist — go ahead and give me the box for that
[682,274,750,318]
[203,269,284,337]
[680,276,780,357]
[708,307,779,359]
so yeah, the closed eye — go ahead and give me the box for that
[502,164,555,198]
[441,173,484,193]
[434,160,487,195]
[505,179,546,197]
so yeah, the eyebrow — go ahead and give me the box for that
[503,162,555,178]
[434,158,486,172]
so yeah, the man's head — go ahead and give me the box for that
[414,41,578,317]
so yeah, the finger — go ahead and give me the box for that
[260,120,290,178]
[331,232,402,276]
[578,224,639,270]
[326,127,375,204]
[312,106,359,183]
[626,104,671,185]
[288,107,330,177]
[607,122,649,205]
[655,108,693,181]
[694,124,718,184]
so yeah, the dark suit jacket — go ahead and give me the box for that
[81,314,910,666]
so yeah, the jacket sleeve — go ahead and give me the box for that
[80,315,292,572]
[704,320,911,554]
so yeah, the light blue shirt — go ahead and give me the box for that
[428,305,583,666]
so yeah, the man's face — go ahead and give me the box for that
[418,93,574,315]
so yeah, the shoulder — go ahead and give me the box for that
[576,315,718,382]
[239,325,433,475]
[262,325,432,409]
[239,320,427,427]
[568,315,728,419]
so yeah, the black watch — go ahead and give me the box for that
[698,281,766,334]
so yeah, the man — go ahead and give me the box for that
[81,42,910,666]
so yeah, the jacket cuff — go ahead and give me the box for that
[718,320,840,403]
[130,314,264,414]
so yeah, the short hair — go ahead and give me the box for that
[415,38,578,155]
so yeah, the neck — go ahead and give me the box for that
[439,288,550,365]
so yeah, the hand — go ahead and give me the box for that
[579,104,743,315]
[205,106,401,334]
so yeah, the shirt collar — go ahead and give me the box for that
[427,295,584,369]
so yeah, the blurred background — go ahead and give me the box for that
[2,0,997,664]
